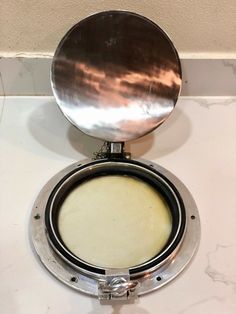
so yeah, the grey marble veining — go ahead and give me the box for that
[181,59,236,96]
[0,58,236,96]
[223,60,236,75]
[0,58,52,96]
[190,97,236,109]
[177,296,223,314]
[205,244,236,289]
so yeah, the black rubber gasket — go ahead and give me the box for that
[45,159,186,275]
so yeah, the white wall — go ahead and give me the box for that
[1,0,236,57]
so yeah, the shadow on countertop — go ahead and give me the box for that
[27,100,192,160]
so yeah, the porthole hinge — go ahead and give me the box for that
[93,142,131,160]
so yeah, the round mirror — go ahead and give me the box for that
[51,11,182,142]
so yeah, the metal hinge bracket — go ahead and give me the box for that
[93,142,131,160]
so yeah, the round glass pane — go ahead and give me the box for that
[58,175,172,268]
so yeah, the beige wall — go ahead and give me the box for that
[1,0,236,57]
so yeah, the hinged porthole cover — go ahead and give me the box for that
[31,11,200,301]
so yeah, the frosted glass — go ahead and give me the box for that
[58,175,172,268]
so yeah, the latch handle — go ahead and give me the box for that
[98,277,140,300]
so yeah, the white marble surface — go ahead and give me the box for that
[0,58,52,96]
[0,96,236,314]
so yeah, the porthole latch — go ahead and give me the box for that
[98,269,140,300]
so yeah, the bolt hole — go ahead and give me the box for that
[149,164,154,167]
[191,215,196,220]
[34,214,40,220]
[156,276,162,281]
[70,276,78,283]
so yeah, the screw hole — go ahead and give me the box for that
[34,214,40,220]
[156,276,162,281]
[191,215,196,220]
[70,276,78,283]
[149,164,154,167]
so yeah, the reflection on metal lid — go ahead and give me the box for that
[51,11,182,142]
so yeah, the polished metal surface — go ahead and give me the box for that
[51,11,182,142]
[98,277,140,300]
[31,158,200,299]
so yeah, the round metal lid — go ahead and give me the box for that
[51,11,182,142]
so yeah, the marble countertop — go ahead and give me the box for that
[0,96,236,314]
